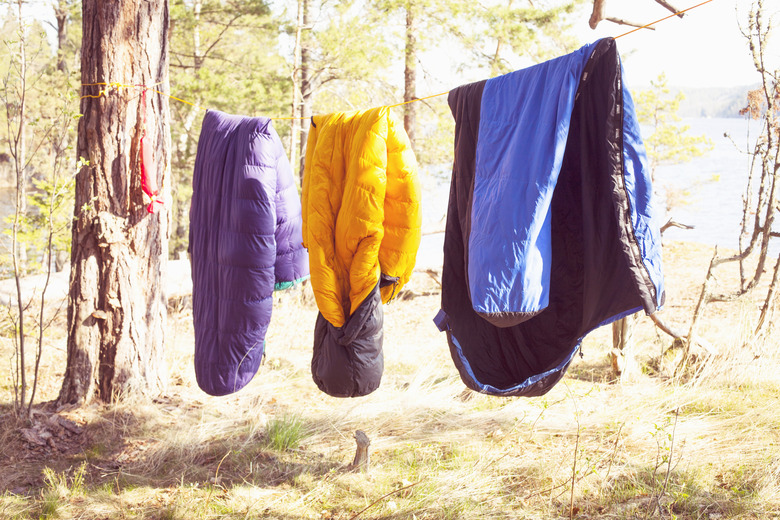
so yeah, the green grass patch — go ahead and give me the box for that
[263,413,309,452]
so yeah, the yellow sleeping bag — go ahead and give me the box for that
[302,106,421,397]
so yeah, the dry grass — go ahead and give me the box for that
[2,241,780,519]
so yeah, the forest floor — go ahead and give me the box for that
[1,240,780,520]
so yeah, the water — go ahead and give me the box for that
[652,117,764,251]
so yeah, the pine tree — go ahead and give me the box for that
[59,0,171,405]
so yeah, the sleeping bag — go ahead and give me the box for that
[302,107,422,398]
[435,38,664,397]
[190,110,309,396]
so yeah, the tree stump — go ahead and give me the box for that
[350,430,370,473]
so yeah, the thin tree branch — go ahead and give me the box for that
[679,249,718,378]
[648,313,685,339]
[653,0,685,18]
[660,218,694,234]
[605,17,657,30]
[754,251,780,338]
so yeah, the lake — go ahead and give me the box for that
[652,116,764,252]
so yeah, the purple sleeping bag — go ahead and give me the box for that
[190,110,308,396]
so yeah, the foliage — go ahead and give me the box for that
[167,0,291,256]
[370,0,583,75]
[0,6,80,271]
[2,144,78,274]
[414,96,455,172]
[636,73,713,178]
[1,4,79,417]
[0,14,78,186]
[50,0,82,74]
[470,0,584,77]
[310,5,394,106]
[275,0,407,184]
[161,0,589,256]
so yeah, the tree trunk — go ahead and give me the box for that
[59,0,170,406]
[11,0,28,411]
[288,0,304,174]
[298,0,313,184]
[403,0,417,150]
[54,1,69,73]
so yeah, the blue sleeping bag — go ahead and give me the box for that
[436,38,664,396]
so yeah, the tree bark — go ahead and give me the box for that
[403,0,417,150]
[589,0,606,30]
[59,0,170,406]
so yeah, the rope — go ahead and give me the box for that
[268,90,451,121]
[613,0,714,39]
[80,81,207,111]
[79,0,714,118]
[387,90,451,109]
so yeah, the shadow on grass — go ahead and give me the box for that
[0,395,343,500]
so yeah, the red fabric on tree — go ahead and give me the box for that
[140,89,163,214]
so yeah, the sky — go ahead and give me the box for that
[15,0,779,91]
[413,0,775,97]
[578,0,776,88]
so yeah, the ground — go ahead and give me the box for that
[1,241,779,519]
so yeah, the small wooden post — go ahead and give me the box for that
[611,313,639,382]
[350,430,370,472]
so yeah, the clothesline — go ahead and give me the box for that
[79,0,713,119]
